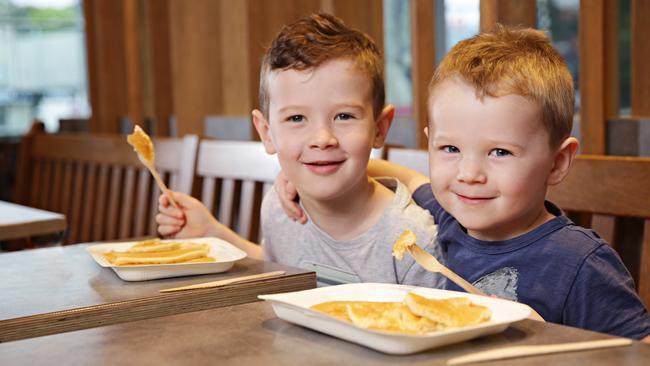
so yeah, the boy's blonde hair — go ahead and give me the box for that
[430,26,574,146]
[259,13,384,119]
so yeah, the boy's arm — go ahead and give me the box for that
[157,192,263,260]
[273,159,431,223]
[367,159,430,193]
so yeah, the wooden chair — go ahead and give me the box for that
[547,154,650,307]
[14,129,198,244]
[194,139,281,243]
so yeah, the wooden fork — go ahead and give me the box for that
[406,244,545,322]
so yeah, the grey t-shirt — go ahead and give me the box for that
[261,177,444,288]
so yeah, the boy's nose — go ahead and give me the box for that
[456,158,486,184]
[309,125,338,149]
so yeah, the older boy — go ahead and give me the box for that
[156,13,443,287]
[280,26,650,340]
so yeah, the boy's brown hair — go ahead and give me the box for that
[259,13,384,119]
[430,26,574,147]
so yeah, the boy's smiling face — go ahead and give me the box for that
[253,58,392,202]
[427,79,559,241]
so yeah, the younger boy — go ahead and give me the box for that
[279,26,650,340]
[156,13,443,287]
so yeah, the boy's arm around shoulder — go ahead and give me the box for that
[367,159,429,193]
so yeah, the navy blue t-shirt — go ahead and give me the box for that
[413,184,650,339]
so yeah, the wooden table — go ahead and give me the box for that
[1,301,648,365]
[0,201,66,240]
[0,243,316,341]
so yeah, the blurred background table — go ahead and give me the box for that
[1,301,647,365]
[0,243,315,341]
[0,200,66,241]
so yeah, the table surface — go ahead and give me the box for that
[0,201,66,240]
[1,300,648,365]
[0,243,316,341]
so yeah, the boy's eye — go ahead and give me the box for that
[489,148,512,157]
[441,145,460,153]
[286,115,304,123]
[334,113,353,121]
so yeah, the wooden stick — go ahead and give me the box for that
[146,163,179,209]
[446,338,633,365]
[160,271,286,292]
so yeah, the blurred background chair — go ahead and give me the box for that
[386,146,428,175]
[194,139,280,243]
[547,155,650,307]
[14,126,198,244]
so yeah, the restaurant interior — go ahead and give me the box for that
[0,0,649,364]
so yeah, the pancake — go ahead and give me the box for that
[404,292,491,328]
[126,125,154,165]
[309,291,491,335]
[102,241,212,266]
[128,238,181,253]
[346,302,441,334]
[392,229,417,260]
[310,301,391,322]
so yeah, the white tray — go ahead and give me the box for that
[87,237,247,281]
[259,283,530,355]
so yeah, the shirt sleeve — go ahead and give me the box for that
[412,184,446,224]
[563,245,650,339]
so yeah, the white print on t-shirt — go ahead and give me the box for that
[473,267,519,301]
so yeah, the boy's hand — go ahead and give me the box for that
[274,171,307,224]
[156,191,217,238]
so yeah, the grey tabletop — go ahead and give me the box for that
[1,301,648,365]
[0,243,315,341]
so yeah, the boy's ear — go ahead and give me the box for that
[372,104,396,148]
[547,137,580,186]
[252,109,276,154]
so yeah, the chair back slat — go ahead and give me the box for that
[217,179,236,228]
[93,164,110,240]
[80,164,98,243]
[51,161,64,212]
[134,170,152,237]
[14,130,199,245]
[195,139,281,242]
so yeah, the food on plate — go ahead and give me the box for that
[126,125,154,165]
[404,292,491,328]
[102,239,215,266]
[391,229,417,260]
[310,291,491,334]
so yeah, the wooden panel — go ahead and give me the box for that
[328,0,384,54]
[84,0,131,133]
[631,0,650,115]
[410,0,436,149]
[142,0,174,136]
[246,0,321,112]
[578,0,618,154]
[480,0,536,31]
[218,0,252,117]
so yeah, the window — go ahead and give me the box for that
[0,0,89,136]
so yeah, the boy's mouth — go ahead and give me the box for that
[303,160,345,175]
[455,193,494,204]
